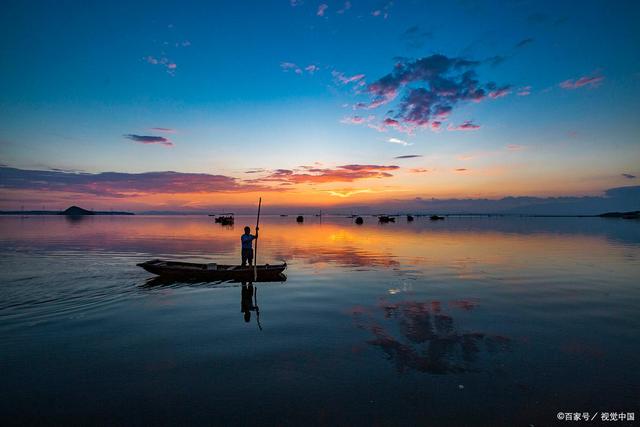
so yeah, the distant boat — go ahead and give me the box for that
[355,217,364,225]
[138,259,287,281]
[407,215,414,221]
[430,215,445,220]
[296,215,304,223]
[378,215,395,223]
[280,214,288,217]
[211,213,235,225]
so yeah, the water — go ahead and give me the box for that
[1,215,639,426]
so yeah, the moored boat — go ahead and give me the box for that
[138,259,287,281]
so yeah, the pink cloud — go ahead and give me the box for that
[0,167,272,198]
[144,55,177,75]
[281,62,318,75]
[150,128,176,134]
[305,64,320,73]
[371,1,392,19]
[517,86,532,96]
[317,4,328,16]
[559,74,604,89]
[489,88,511,98]
[340,115,374,125]
[447,121,481,131]
[332,71,366,85]
[256,164,400,185]
[367,117,416,134]
[505,144,525,151]
[337,1,352,14]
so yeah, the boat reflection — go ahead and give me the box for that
[352,298,511,374]
[140,273,287,288]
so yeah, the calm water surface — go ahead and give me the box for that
[1,215,639,426]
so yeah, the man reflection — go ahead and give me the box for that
[241,282,258,323]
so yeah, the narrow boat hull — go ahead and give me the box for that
[137,259,287,282]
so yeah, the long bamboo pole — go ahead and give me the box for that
[253,197,262,281]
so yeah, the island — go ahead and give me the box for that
[598,211,640,219]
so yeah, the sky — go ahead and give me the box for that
[0,0,639,212]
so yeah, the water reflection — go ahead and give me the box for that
[353,298,511,374]
[241,282,262,329]
[140,274,287,288]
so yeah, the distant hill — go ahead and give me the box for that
[60,206,95,215]
[599,211,640,219]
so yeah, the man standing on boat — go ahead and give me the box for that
[241,226,258,266]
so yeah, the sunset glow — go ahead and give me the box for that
[1,1,638,212]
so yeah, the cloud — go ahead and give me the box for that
[559,74,604,89]
[505,144,525,151]
[622,173,636,179]
[487,55,508,67]
[514,38,534,49]
[340,115,374,125]
[281,62,318,75]
[337,1,351,14]
[317,3,328,16]
[447,121,480,131]
[245,169,266,174]
[394,155,422,159]
[256,164,399,185]
[290,0,302,6]
[150,127,176,133]
[305,64,319,74]
[371,1,393,19]
[368,117,415,134]
[328,188,372,198]
[388,137,412,146]
[409,168,429,173]
[144,56,177,76]
[124,134,173,147]
[358,54,510,131]
[454,168,468,172]
[488,86,511,98]
[516,86,531,96]
[332,71,366,85]
[280,62,303,74]
[400,25,433,49]
[0,167,266,198]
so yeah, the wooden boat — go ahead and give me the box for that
[378,215,395,223]
[137,259,287,281]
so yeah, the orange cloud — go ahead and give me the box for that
[255,164,400,185]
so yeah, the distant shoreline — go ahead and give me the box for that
[1,211,637,218]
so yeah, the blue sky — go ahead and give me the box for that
[0,0,639,210]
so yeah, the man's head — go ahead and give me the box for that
[244,226,251,234]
